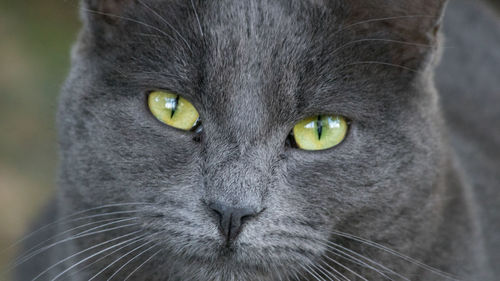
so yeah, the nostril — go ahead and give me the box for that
[240,213,253,224]
[210,206,222,217]
[207,202,262,242]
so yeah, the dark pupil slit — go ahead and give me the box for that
[316,115,323,140]
[170,95,180,118]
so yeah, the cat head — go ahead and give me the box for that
[58,0,447,279]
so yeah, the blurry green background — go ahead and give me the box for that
[0,0,79,278]
[0,0,499,280]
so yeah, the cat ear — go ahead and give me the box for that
[81,0,136,25]
[343,0,448,70]
[346,0,448,44]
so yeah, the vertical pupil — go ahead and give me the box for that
[170,95,180,118]
[316,115,323,140]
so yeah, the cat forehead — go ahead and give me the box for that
[84,0,437,122]
[92,3,348,94]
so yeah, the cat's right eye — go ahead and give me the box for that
[148,91,200,131]
[291,115,348,151]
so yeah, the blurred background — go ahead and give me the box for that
[0,0,499,280]
[0,0,79,279]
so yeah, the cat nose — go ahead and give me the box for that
[208,202,260,242]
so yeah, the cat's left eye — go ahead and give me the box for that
[292,115,348,151]
[148,91,200,131]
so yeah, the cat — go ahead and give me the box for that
[14,0,500,280]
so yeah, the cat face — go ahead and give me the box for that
[58,0,446,279]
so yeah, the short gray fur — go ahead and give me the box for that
[15,0,499,280]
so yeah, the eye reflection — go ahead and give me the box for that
[305,121,315,129]
[325,116,341,129]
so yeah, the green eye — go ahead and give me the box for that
[292,115,348,151]
[148,91,200,131]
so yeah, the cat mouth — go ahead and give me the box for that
[157,234,295,269]
[145,208,324,276]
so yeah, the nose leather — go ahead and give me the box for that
[208,202,259,242]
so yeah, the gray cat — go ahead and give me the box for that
[14,0,500,280]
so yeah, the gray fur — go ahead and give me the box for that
[16,0,499,280]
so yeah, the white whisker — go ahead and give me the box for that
[136,0,193,53]
[3,202,150,253]
[316,239,401,280]
[123,248,162,281]
[329,38,433,58]
[67,236,144,278]
[45,232,146,281]
[321,256,368,281]
[82,8,187,52]
[106,243,158,280]
[334,15,436,37]
[15,222,140,268]
[338,61,420,73]
[88,240,154,281]
[316,261,350,281]
[311,263,341,281]
[190,0,204,36]
[15,217,129,266]
[30,231,143,281]
[300,263,324,281]
[328,230,460,280]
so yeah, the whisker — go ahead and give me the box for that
[300,263,325,281]
[293,266,309,281]
[316,239,401,280]
[15,217,129,266]
[321,256,368,281]
[330,38,433,58]
[87,240,154,280]
[122,248,162,281]
[67,236,144,278]
[315,260,350,281]
[323,248,391,278]
[3,202,151,253]
[327,246,397,280]
[328,230,460,280]
[30,230,143,281]
[106,243,158,280]
[338,61,420,73]
[190,0,204,36]
[311,263,341,281]
[334,15,436,37]
[82,8,187,51]
[72,218,139,238]
[132,32,169,39]
[129,71,186,80]
[14,222,140,269]
[326,251,394,281]
[70,230,166,279]
[276,267,285,281]
[136,0,193,53]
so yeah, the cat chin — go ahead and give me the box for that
[152,238,318,280]
[154,252,302,281]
